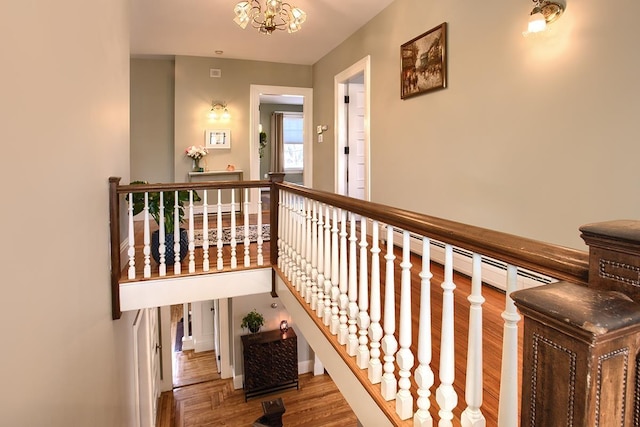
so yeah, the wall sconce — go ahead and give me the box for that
[208,101,231,122]
[279,320,289,334]
[524,0,565,35]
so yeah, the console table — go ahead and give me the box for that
[188,170,244,213]
[241,329,298,401]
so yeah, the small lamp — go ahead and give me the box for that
[523,0,565,36]
[208,101,231,122]
[279,320,289,333]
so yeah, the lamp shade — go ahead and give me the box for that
[527,10,546,33]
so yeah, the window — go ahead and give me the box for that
[282,113,303,171]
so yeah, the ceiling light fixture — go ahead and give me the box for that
[233,0,306,35]
[524,0,565,35]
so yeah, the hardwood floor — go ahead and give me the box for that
[157,305,357,426]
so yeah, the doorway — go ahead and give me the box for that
[250,85,313,211]
[335,56,371,201]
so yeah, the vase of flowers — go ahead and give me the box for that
[185,145,208,172]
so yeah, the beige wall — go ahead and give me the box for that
[173,56,312,183]
[131,58,175,183]
[1,1,136,426]
[312,0,640,249]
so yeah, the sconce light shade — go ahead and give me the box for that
[208,101,231,122]
[524,0,565,35]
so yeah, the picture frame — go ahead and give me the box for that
[205,129,231,149]
[400,22,447,100]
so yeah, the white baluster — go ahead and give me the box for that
[256,189,263,266]
[323,206,333,325]
[346,212,359,354]
[143,192,151,278]
[396,231,413,420]
[310,201,319,309]
[243,188,250,267]
[338,210,349,345]
[127,192,136,279]
[414,237,434,427]
[287,194,298,283]
[230,189,237,269]
[498,265,521,427]
[216,189,223,271]
[436,244,458,426]
[296,197,305,292]
[277,190,284,270]
[188,190,195,273]
[158,192,166,277]
[368,220,383,384]
[461,253,486,427]
[329,207,340,334]
[282,192,291,277]
[202,190,210,272]
[304,198,313,303]
[381,225,398,401]
[315,202,325,316]
[173,191,181,274]
[356,217,370,369]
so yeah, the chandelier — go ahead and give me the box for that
[233,0,306,34]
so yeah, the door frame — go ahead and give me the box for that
[334,56,371,201]
[249,85,313,210]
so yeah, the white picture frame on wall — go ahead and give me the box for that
[205,129,231,149]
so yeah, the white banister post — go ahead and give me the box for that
[243,188,250,267]
[188,190,196,273]
[356,217,370,369]
[338,210,349,345]
[305,198,313,303]
[413,237,434,427]
[310,200,319,309]
[368,220,383,384]
[346,213,359,355]
[315,202,325,316]
[323,206,333,325]
[329,207,340,334]
[202,190,210,272]
[396,230,414,420]
[230,189,237,269]
[216,189,223,271]
[287,194,297,283]
[462,253,486,427]
[127,193,136,279]
[173,191,181,274]
[297,197,305,293]
[277,190,284,270]
[158,192,166,277]
[497,264,521,427]
[436,244,458,426]
[256,189,263,266]
[182,303,190,344]
[143,192,151,278]
[381,225,398,401]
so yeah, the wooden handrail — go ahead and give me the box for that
[115,179,270,194]
[276,182,589,285]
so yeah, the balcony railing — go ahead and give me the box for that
[109,174,640,426]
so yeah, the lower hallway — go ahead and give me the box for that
[156,305,358,426]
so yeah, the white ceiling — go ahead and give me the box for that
[131,0,395,65]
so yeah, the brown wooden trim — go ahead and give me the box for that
[109,177,122,320]
[116,180,270,194]
[269,172,285,296]
[276,182,589,285]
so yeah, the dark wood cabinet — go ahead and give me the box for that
[242,329,298,401]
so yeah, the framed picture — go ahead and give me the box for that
[205,129,231,149]
[400,22,447,99]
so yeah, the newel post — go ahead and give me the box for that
[109,177,122,320]
[269,172,286,297]
[512,220,640,426]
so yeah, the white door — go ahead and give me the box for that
[347,83,366,199]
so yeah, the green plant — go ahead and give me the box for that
[126,181,201,233]
[259,131,267,158]
[241,309,265,332]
